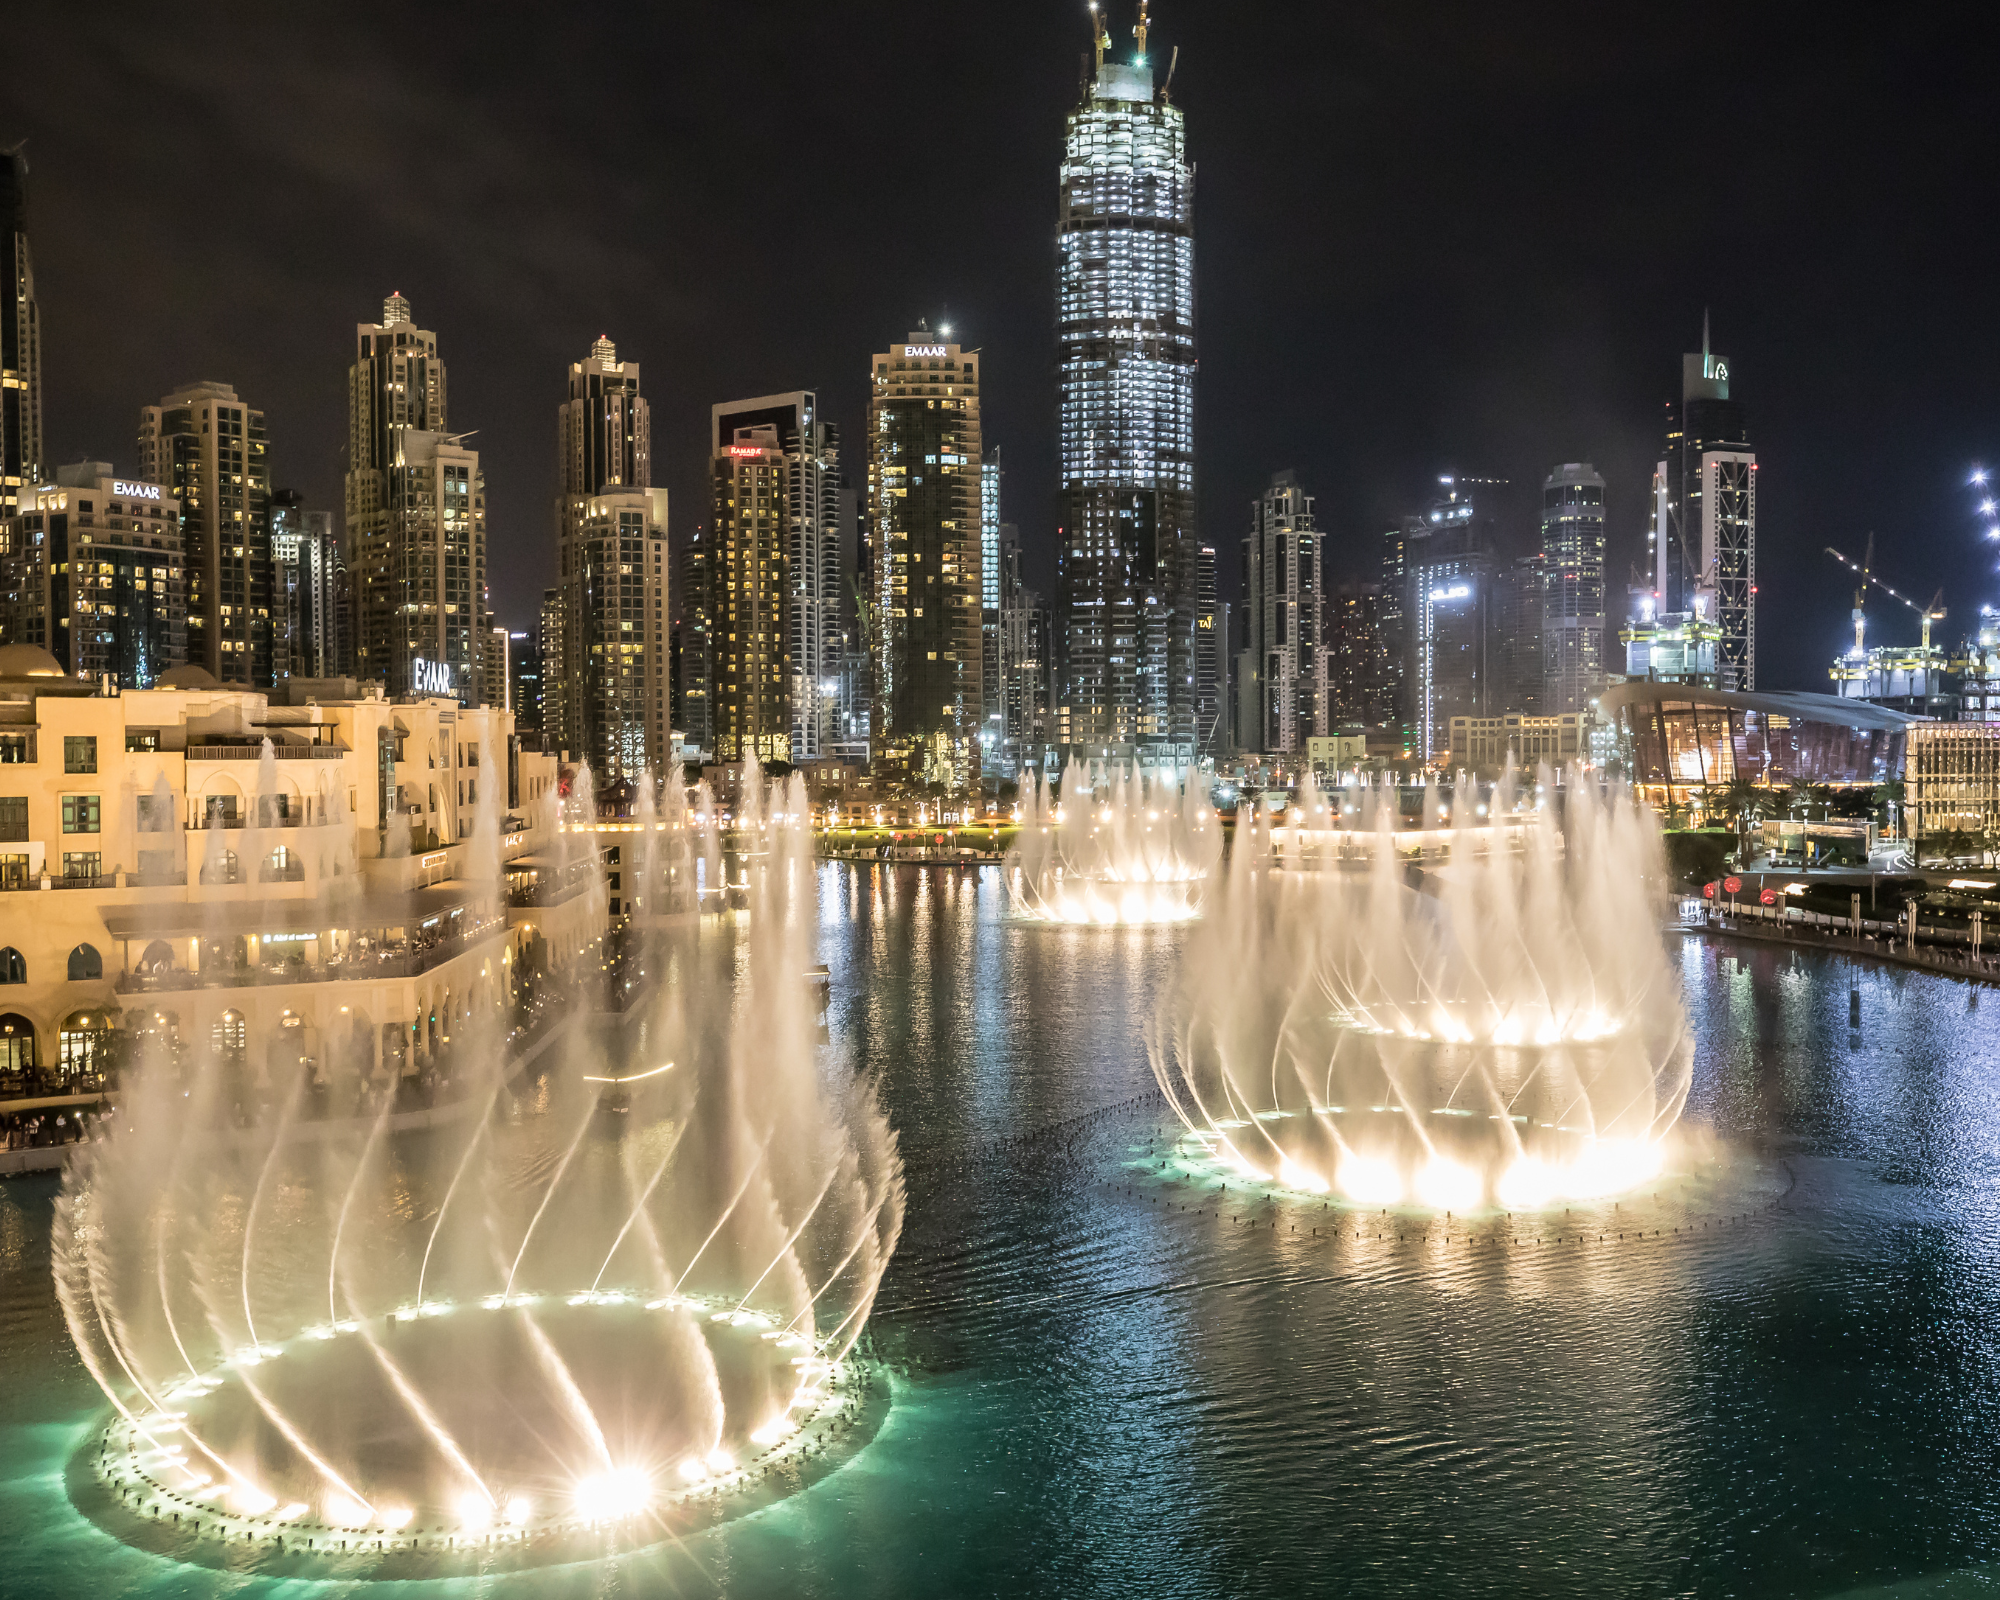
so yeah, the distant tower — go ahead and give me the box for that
[138,381,273,686]
[346,294,489,703]
[867,326,983,788]
[1540,462,1606,712]
[1661,314,1755,689]
[0,146,40,524]
[1239,471,1326,755]
[554,336,667,778]
[1055,5,1197,766]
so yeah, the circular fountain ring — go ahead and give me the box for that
[67,1290,890,1580]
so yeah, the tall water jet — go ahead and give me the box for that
[1009,759,1221,924]
[1151,767,1691,1209]
[55,760,903,1569]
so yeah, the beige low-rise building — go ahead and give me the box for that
[0,642,600,1101]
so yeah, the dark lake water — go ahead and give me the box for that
[4,862,2000,1598]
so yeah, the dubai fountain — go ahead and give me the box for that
[1009,760,1223,924]
[52,760,904,1577]
[1151,768,1691,1210]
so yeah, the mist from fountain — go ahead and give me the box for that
[1009,760,1222,924]
[1151,765,1692,1211]
[54,756,903,1557]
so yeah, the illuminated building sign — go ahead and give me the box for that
[728,445,764,458]
[903,345,948,359]
[1429,584,1471,601]
[112,481,162,501]
[413,656,455,695]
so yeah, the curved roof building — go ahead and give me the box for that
[1601,680,1916,791]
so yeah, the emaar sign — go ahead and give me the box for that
[413,657,455,696]
[112,480,162,501]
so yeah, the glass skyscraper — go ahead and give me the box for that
[1055,16,1197,764]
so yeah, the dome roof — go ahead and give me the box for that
[155,663,220,689]
[0,643,63,678]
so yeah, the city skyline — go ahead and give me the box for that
[1,4,1995,700]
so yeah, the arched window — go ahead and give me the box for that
[211,1010,246,1062]
[0,1014,35,1077]
[59,1010,109,1080]
[67,944,103,981]
[139,940,175,974]
[0,947,23,984]
[201,850,241,885]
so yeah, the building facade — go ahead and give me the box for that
[346,294,490,706]
[1447,711,1591,775]
[1659,318,1756,690]
[269,489,347,686]
[1400,487,1496,765]
[553,338,667,779]
[1492,552,1547,717]
[1328,580,1394,728]
[0,641,593,1097]
[1237,471,1326,756]
[712,392,839,762]
[998,525,1051,775]
[1,465,184,686]
[1055,29,1197,765]
[867,329,983,787]
[1906,722,2000,846]
[1540,461,1605,713]
[1,147,40,526]
[137,381,271,687]
[707,428,793,765]
[980,448,1004,773]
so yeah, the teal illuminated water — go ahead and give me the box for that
[5,864,2000,1597]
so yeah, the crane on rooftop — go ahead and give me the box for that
[1825,540,1946,653]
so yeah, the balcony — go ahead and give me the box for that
[258,863,306,883]
[111,918,506,993]
[187,743,347,761]
[53,874,116,890]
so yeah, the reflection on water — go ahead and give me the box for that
[4,871,2000,1596]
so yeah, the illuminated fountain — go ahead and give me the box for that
[54,760,903,1573]
[1151,768,1691,1210]
[1009,760,1222,924]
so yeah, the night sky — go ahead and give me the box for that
[11,2,1996,691]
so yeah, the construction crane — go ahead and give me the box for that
[1825,540,1946,652]
[1089,1,1109,70]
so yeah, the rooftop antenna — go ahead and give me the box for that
[1089,2,1108,71]
[1134,0,1150,59]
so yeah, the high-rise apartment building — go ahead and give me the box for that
[1237,471,1326,756]
[1055,16,1197,765]
[346,294,488,704]
[1193,541,1228,759]
[1540,461,1606,712]
[138,381,272,686]
[712,393,839,761]
[672,541,713,763]
[269,489,347,685]
[553,337,667,779]
[1,147,41,524]
[1658,316,1755,690]
[1,463,184,685]
[997,525,1051,775]
[1400,486,1496,765]
[980,447,1004,772]
[508,626,541,744]
[706,427,793,764]
[867,327,983,787]
[1493,551,1548,716]
[538,587,564,750]
[1328,581,1394,728]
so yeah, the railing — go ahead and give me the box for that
[258,863,306,882]
[53,874,116,890]
[187,744,347,761]
[129,872,187,887]
[112,922,506,993]
[184,814,313,831]
[507,872,597,909]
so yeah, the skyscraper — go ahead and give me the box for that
[346,294,488,703]
[1193,541,1228,759]
[867,327,983,788]
[998,525,1051,775]
[1,146,40,524]
[672,540,712,762]
[1,464,183,685]
[554,337,667,778]
[1492,551,1548,715]
[711,392,839,761]
[1659,316,1755,689]
[1540,461,1606,712]
[1238,471,1326,756]
[269,488,347,684]
[980,446,1004,773]
[1055,6,1197,765]
[1399,486,1496,765]
[707,426,793,765]
[138,381,272,686]
[1328,580,1394,728]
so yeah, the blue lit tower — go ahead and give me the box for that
[1055,1,1197,765]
